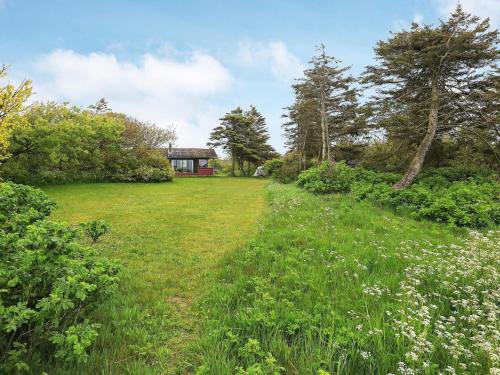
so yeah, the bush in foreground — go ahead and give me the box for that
[0,182,119,373]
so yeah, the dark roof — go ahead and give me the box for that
[163,148,218,159]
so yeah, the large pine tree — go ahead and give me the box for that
[283,45,359,167]
[362,6,498,188]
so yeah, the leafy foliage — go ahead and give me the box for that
[0,102,175,184]
[0,66,32,160]
[297,161,398,194]
[297,162,499,227]
[0,182,119,373]
[82,219,110,243]
[264,152,304,183]
[352,179,499,227]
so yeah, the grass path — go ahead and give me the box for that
[42,177,268,374]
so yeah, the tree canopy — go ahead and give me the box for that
[208,105,276,175]
[362,6,499,187]
[283,45,360,170]
[0,65,32,161]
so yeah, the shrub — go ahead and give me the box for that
[0,182,119,372]
[297,161,399,194]
[265,153,302,183]
[263,158,282,176]
[298,163,499,227]
[0,181,56,233]
[112,165,174,182]
[417,165,496,185]
[351,179,499,227]
[82,219,110,243]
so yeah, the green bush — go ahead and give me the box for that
[297,161,399,194]
[264,153,301,183]
[82,219,110,243]
[0,182,56,233]
[112,165,174,182]
[417,165,496,185]
[0,182,119,373]
[351,179,499,227]
[297,163,499,227]
[263,158,282,176]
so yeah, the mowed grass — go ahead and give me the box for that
[196,184,498,374]
[41,177,269,375]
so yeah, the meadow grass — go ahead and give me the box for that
[38,179,498,374]
[196,184,498,374]
[40,177,269,375]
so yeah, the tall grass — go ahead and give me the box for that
[196,184,499,374]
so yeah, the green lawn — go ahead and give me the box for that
[39,180,498,374]
[41,177,269,375]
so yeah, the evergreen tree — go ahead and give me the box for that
[283,45,359,167]
[245,105,276,168]
[88,98,111,115]
[362,6,498,188]
[208,106,276,176]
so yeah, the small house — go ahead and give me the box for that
[164,147,218,176]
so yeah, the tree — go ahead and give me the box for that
[88,98,111,114]
[1,103,176,184]
[108,113,177,149]
[245,105,276,169]
[208,106,276,176]
[0,65,32,160]
[283,45,359,168]
[362,6,498,188]
[283,89,322,171]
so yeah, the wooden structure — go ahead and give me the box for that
[163,147,217,176]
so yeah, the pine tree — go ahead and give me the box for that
[89,98,111,115]
[245,105,276,167]
[208,106,275,176]
[284,45,358,167]
[362,6,498,188]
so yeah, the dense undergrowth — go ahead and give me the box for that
[196,184,499,374]
[0,182,119,373]
[296,162,499,227]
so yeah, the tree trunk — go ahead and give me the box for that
[231,153,235,176]
[320,95,330,162]
[393,81,439,189]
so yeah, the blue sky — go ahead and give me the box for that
[1,0,497,152]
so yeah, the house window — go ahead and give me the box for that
[199,159,209,168]
[171,159,194,172]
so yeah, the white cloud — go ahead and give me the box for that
[32,49,233,147]
[237,39,304,82]
[413,14,424,24]
[392,13,424,31]
[434,0,500,25]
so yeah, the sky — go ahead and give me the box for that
[0,0,498,153]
